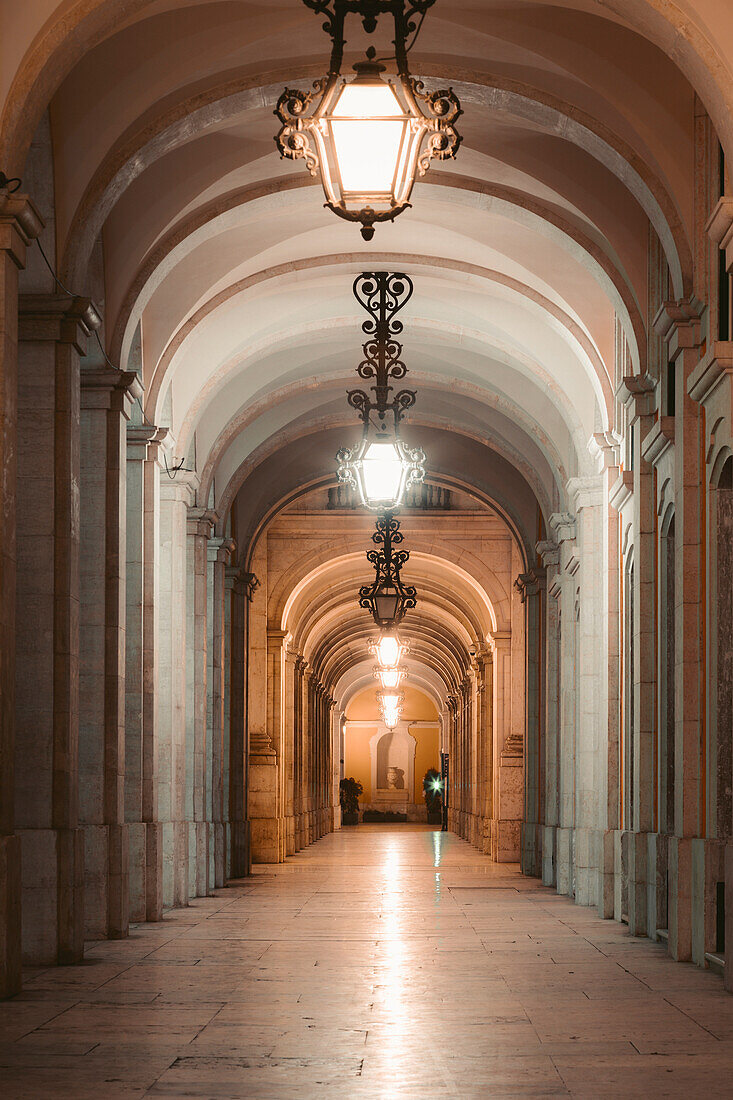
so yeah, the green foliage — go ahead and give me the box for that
[339,776,364,814]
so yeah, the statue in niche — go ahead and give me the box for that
[386,766,405,790]
[377,730,408,790]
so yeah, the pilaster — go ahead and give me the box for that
[0,193,43,994]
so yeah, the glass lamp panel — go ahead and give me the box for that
[376,635,401,668]
[375,591,399,621]
[332,82,403,118]
[378,667,403,689]
[383,711,399,729]
[359,441,405,506]
[329,119,406,194]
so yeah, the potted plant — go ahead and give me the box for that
[423,768,443,825]
[340,777,363,825]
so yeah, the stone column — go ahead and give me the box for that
[655,300,706,961]
[490,629,521,860]
[158,478,192,907]
[207,536,234,888]
[78,365,141,942]
[294,656,307,850]
[16,292,98,967]
[0,193,42,995]
[226,565,250,877]
[186,507,215,897]
[617,376,658,934]
[474,650,493,855]
[549,511,578,897]
[125,425,167,922]
[537,540,560,887]
[283,648,298,856]
[517,566,546,878]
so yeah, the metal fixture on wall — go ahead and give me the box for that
[274,0,462,239]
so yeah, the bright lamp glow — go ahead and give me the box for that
[372,634,406,669]
[329,82,406,194]
[375,665,407,689]
[361,442,404,504]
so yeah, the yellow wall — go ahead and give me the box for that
[344,686,440,804]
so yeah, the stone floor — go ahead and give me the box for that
[3,826,733,1097]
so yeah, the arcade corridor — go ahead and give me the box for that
[2,826,733,1099]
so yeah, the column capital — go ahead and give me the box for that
[488,629,511,654]
[706,195,733,272]
[616,373,657,420]
[20,294,101,354]
[514,567,546,604]
[81,366,142,416]
[567,475,604,510]
[267,627,290,653]
[207,536,235,566]
[0,192,44,266]
[588,430,622,469]
[187,506,217,539]
[127,424,169,462]
[535,539,560,568]
[160,478,196,507]
[548,511,576,543]
[652,297,704,358]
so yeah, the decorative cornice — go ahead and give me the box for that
[127,424,169,461]
[535,539,560,568]
[652,297,704,354]
[706,196,733,272]
[616,373,657,419]
[609,470,634,512]
[548,511,576,543]
[640,417,675,466]
[207,536,236,565]
[514,568,546,603]
[588,430,622,469]
[187,506,217,540]
[687,341,733,405]
[0,192,44,261]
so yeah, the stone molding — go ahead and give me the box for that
[80,366,142,415]
[127,423,169,461]
[687,341,733,405]
[535,539,560,568]
[207,536,235,566]
[641,417,675,465]
[548,511,576,543]
[567,475,604,510]
[588,430,622,469]
[609,470,634,512]
[514,567,546,603]
[706,195,733,272]
[0,192,44,264]
[19,294,101,353]
[616,373,657,420]
[187,506,217,540]
[653,298,704,357]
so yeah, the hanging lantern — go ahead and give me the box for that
[359,512,417,629]
[275,1,462,240]
[336,271,425,511]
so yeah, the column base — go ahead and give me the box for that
[691,838,725,967]
[0,834,21,996]
[542,825,556,888]
[668,836,693,961]
[214,823,225,889]
[520,821,542,878]
[230,820,250,878]
[20,827,84,966]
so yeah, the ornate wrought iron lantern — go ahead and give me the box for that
[275,0,462,240]
[359,511,417,628]
[337,271,425,511]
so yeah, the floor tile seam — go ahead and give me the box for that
[661,995,720,1038]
